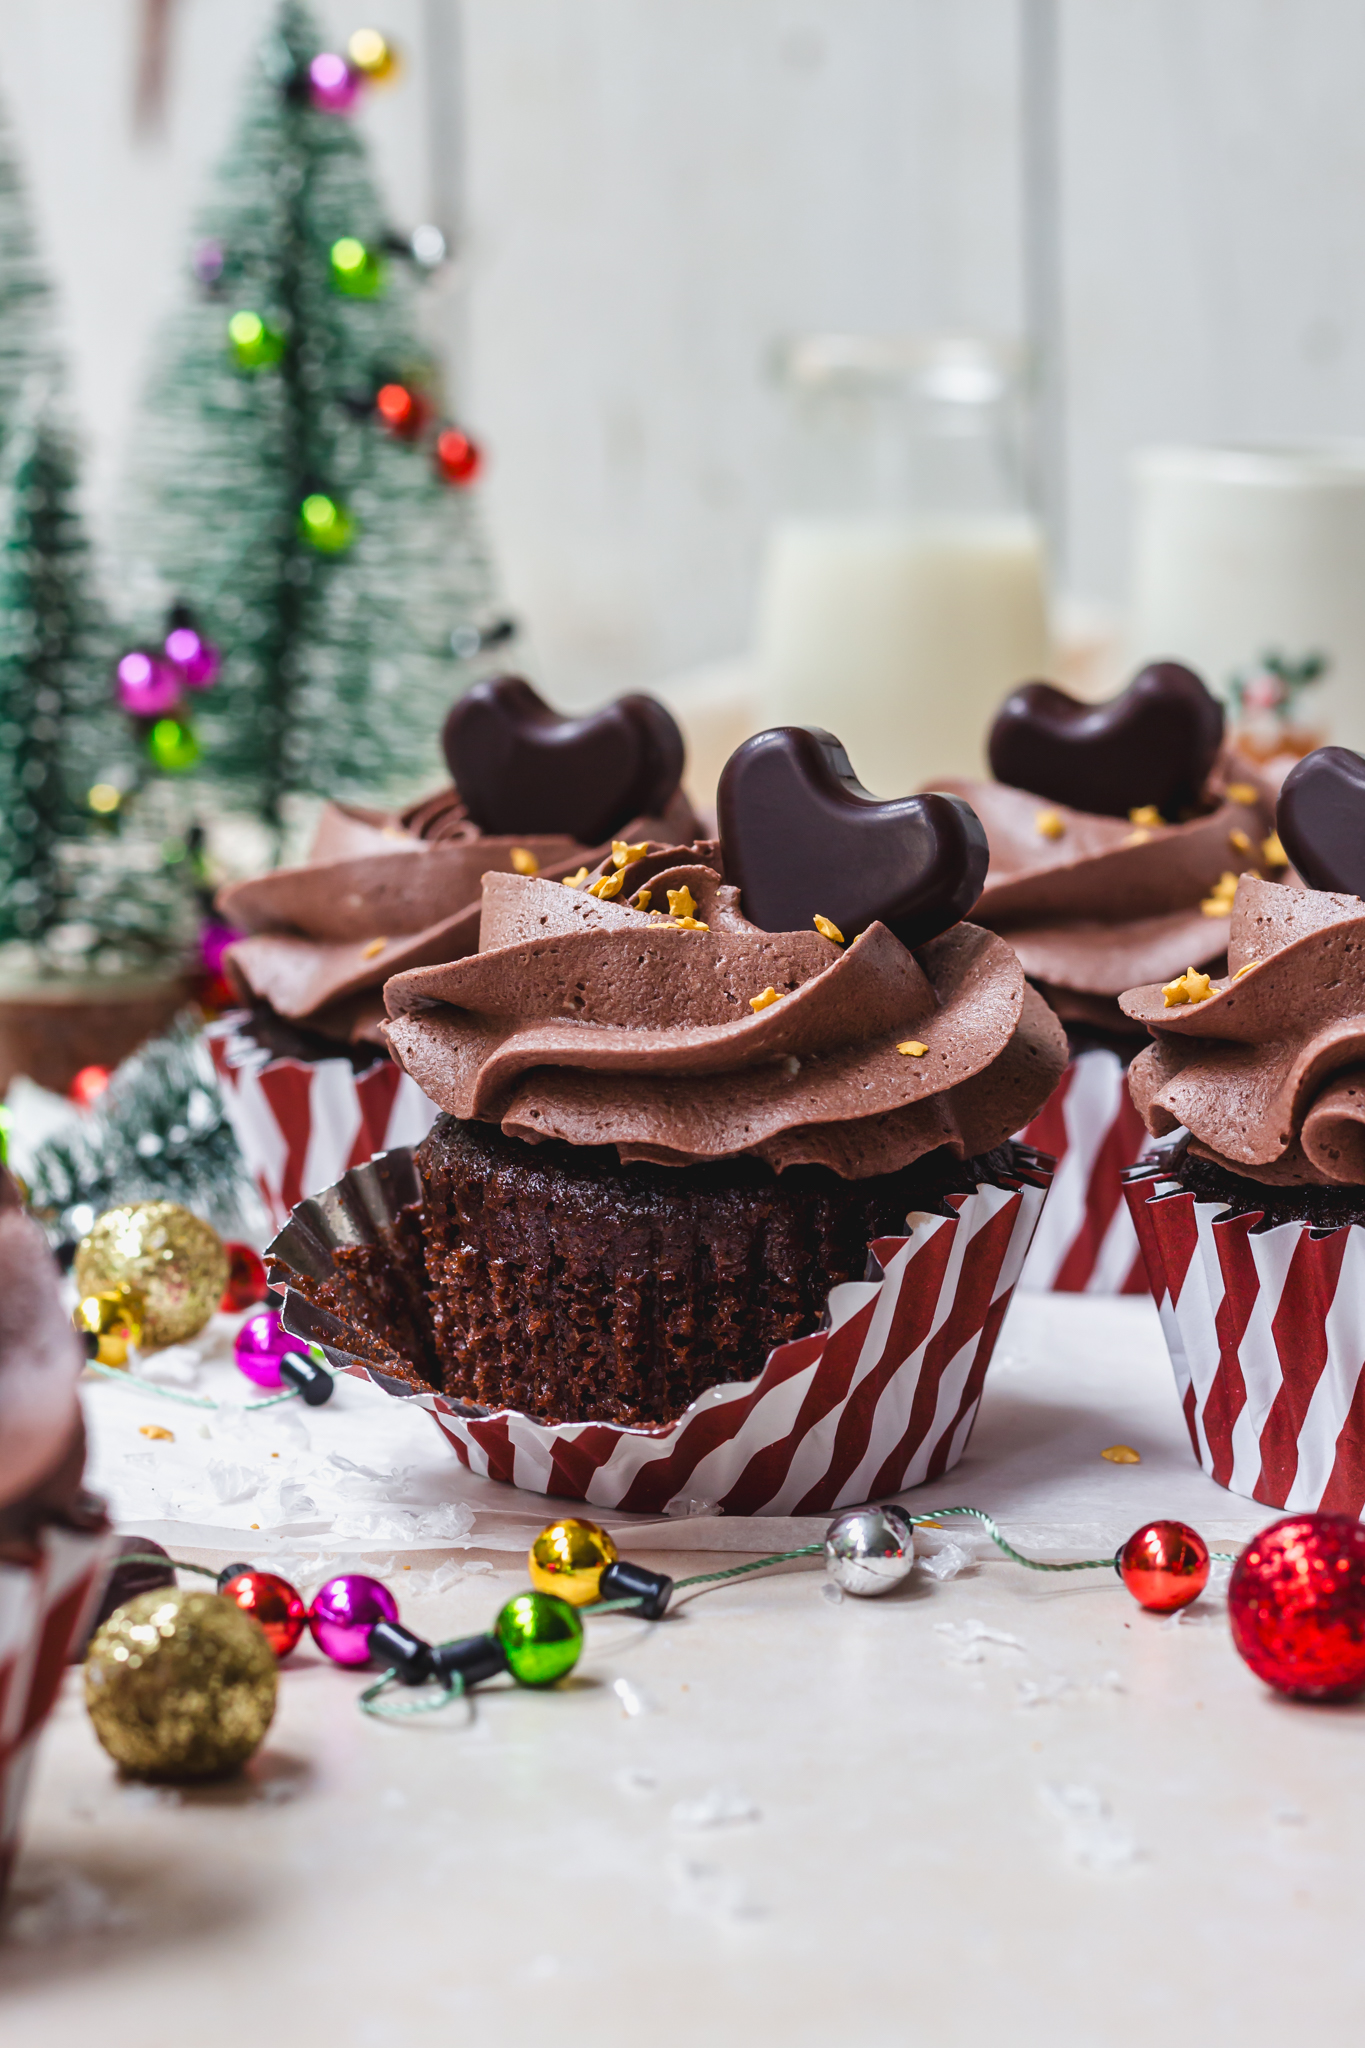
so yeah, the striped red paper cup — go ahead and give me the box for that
[0,1524,112,1903]
[270,1142,1055,1517]
[207,1016,439,1233]
[1124,1160,1365,1515]
[1017,1047,1150,1294]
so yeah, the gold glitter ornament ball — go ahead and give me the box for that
[528,1516,619,1605]
[75,1202,228,1347]
[84,1589,277,1781]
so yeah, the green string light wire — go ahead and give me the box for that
[84,1359,302,1412]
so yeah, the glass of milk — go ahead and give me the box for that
[755,334,1049,796]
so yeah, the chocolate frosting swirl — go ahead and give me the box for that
[1121,875,1365,1186]
[934,771,1274,1027]
[382,855,1066,1177]
[219,785,698,1044]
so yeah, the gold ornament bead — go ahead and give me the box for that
[528,1517,619,1605]
[74,1202,228,1348]
[74,1282,145,1368]
[84,1589,277,1782]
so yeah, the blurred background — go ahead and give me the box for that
[6,0,1365,791]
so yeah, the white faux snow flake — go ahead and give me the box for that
[668,1855,766,1924]
[670,1787,761,1831]
[1016,1670,1125,1710]
[916,1538,975,1582]
[934,1618,1027,1664]
[1039,1783,1143,1872]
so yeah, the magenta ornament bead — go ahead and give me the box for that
[233,1307,290,1389]
[116,650,181,717]
[308,52,360,112]
[309,1574,398,1665]
[164,625,221,688]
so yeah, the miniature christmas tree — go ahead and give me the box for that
[0,401,194,974]
[120,0,499,839]
[0,96,54,444]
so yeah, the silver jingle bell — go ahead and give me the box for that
[824,1504,916,1597]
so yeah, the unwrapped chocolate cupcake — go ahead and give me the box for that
[210,677,699,1228]
[936,661,1285,1292]
[268,728,1065,1515]
[1121,746,1365,1515]
[0,1170,109,1899]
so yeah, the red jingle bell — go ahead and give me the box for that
[218,1567,306,1659]
[1228,1513,1365,1701]
[1116,1520,1210,1613]
[220,1241,270,1313]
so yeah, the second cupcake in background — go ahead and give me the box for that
[935,660,1286,1293]
[210,677,699,1229]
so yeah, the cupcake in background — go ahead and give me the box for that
[1120,744,1365,1515]
[934,661,1286,1293]
[270,727,1066,1514]
[210,677,699,1229]
[0,1169,110,1901]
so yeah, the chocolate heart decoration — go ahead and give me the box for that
[1276,746,1365,895]
[717,727,988,949]
[443,675,685,844]
[988,661,1224,819]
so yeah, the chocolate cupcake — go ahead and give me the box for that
[210,677,698,1228]
[934,662,1285,1291]
[0,1169,109,1900]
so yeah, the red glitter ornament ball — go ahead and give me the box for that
[434,426,481,486]
[1117,1520,1210,1612]
[220,1569,306,1659]
[70,1065,111,1108]
[220,1241,270,1312]
[1228,1513,1365,1701]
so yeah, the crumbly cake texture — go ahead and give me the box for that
[1173,1151,1365,1235]
[292,1118,1020,1427]
[237,999,390,1072]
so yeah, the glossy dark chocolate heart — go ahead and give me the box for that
[1276,746,1365,895]
[988,661,1224,819]
[443,675,685,844]
[717,727,988,948]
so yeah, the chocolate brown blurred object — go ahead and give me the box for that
[0,976,189,1095]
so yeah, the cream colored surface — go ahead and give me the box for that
[1,1293,1356,2045]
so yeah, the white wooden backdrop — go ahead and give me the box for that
[1,0,1361,703]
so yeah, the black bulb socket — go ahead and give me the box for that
[599,1559,674,1619]
[369,1619,436,1685]
[280,1350,334,1405]
[429,1632,508,1689]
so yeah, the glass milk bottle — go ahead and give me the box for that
[754,335,1048,795]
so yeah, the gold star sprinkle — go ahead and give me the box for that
[1035,809,1065,841]
[750,986,783,1011]
[1228,828,1252,855]
[139,1423,175,1441]
[897,1040,929,1057]
[361,937,387,959]
[1233,960,1257,979]
[667,885,698,921]
[632,887,652,913]
[1101,1444,1141,1464]
[1261,831,1289,869]
[1129,804,1164,828]
[562,867,590,890]
[1163,967,1214,1007]
[588,871,624,899]
[612,840,650,868]
[672,915,709,930]
[1200,870,1239,916]
[1124,828,1151,846]
[813,914,845,944]
[510,846,539,876]
[1227,781,1259,805]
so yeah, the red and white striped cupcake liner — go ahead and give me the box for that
[0,1524,111,1902]
[1124,1160,1365,1516]
[1017,1047,1150,1294]
[271,1142,1054,1517]
[207,1016,439,1233]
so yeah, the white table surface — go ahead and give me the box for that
[2,1290,1360,2047]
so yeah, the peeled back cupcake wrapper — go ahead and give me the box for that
[207,1017,440,1232]
[0,1523,112,1902]
[1124,1165,1365,1516]
[268,1143,1054,1517]
[1017,1046,1150,1296]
